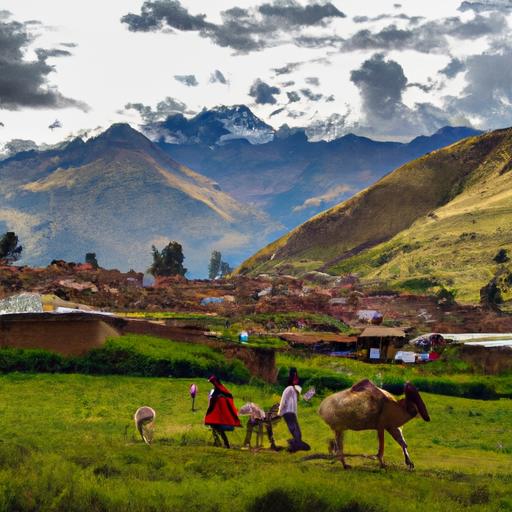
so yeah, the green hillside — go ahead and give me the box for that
[237,127,512,302]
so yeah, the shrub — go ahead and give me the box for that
[493,249,509,264]
[0,335,251,384]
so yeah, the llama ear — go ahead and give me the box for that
[404,382,430,422]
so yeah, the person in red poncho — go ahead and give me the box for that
[204,375,241,448]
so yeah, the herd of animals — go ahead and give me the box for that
[134,375,430,470]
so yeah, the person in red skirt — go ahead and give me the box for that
[204,375,241,448]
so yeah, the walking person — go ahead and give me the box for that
[278,367,310,452]
[204,375,241,448]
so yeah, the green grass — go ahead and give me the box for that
[0,335,250,383]
[276,351,512,399]
[0,373,510,511]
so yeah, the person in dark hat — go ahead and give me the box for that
[278,367,310,452]
[204,375,241,448]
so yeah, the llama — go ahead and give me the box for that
[134,406,156,445]
[318,379,430,469]
[239,402,280,450]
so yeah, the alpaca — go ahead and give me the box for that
[134,406,156,445]
[318,379,430,469]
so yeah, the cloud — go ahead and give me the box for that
[121,0,212,32]
[350,53,453,139]
[48,119,62,130]
[300,88,323,101]
[124,96,192,123]
[209,69,227,84]
[287,110,307,119]
[2,139,38,157]
[444,47,512,128]
[343,13,508,53]
[270,107,285,117]
[35,48,72,60]
[0,16,87,111]
[122,0,345,53]
[306,111,351,141]
[287,91,301,103]
[249,79,280,105]
[293,184,353,212]
[272,62,302,75]
[408,80,437,92]
[305,76,320,86]
[174,74,198,86]
[459,1,512,13]
[439,57,466,77]
[350,53,407,119]
[353,14,424,24]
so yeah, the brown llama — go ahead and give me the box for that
[318,379,430,469]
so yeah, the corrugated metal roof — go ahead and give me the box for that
[359,326,406,338]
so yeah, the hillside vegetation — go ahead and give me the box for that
[238,127,512,302]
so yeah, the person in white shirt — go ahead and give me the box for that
[278,367,310,452]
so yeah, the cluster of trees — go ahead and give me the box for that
[148,241,187,277]
[208,250,233,279]
[147,244,232,279]
[1,231,231,280]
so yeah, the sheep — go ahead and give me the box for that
[318,379,430,469]
[134,406,156,445]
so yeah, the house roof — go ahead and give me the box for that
[359,326,406,338]
[279,332,358,345]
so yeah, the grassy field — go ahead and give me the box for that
[0,373,510,511]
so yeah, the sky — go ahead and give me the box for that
[1,0,512,150]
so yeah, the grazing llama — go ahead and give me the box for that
[318,379,430,469]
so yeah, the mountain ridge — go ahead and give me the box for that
[153,108,481,229]
[0,123,276,275]
[236,126,512,302]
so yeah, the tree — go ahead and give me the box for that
[480,278,503,312]
[220,261,233,277]
[0,232,22,264]
[148,241,187,277]
[208,250,222,279]
[85,252,99,269]
[493,249,509,264]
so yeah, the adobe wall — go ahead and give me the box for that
[0,316,121,356]
[458,345,512,375]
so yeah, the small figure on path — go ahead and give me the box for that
[204,375,241,448]
[190,383,198,411]
[278,368,310,452]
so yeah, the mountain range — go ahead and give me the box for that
[0,123,275,275]
[150,107,481,228]
[0,105,483,276]
[238,126,512,302]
